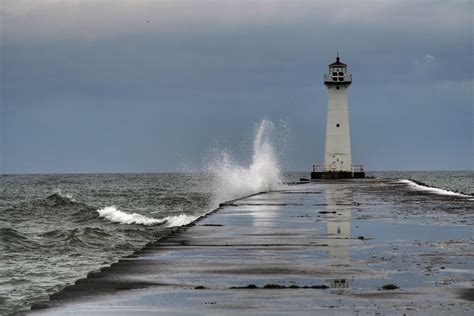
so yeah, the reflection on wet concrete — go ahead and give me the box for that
[323,185,352,289]
[324,186,352,259]
[30,180,474,315]
[331,278,349,289]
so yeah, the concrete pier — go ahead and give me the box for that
[31,180,473,315]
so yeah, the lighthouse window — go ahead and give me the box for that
[338,72,344,76]
[336,86,340,89]
[332,72,337,76]
[336,124,340,127]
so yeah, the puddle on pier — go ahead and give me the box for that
[317,183,473,292]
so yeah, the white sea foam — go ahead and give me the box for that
[398,179,471,198]
[163,213,199,227]
[97,206,197,227]
[208,119,283,202]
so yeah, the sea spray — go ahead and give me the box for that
[97,206,197,227]
[208,119,283,202]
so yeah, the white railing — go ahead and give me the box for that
[312,164,364,173]
[351,164,364,173]
[324,74,352,83]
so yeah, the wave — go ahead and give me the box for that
[4,193,90,217]
[41,226,112,240]
[51,189,76,202]
[97,206,197,227]
[398,179,472,198]
[45,193,77,205]
[0,227,39,251]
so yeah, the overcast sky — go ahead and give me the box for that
[1,0,472,173]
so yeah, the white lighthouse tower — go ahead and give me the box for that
[312,54,364,179]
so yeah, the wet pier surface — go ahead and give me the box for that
[31,179,473,315]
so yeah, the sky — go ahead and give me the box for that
[1,0,472,173]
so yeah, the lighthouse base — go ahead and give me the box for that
[311,171,365,179]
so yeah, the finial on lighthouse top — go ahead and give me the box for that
[330,53,347,67]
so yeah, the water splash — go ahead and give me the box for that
[98,120,283,227]
[208,119,283,202]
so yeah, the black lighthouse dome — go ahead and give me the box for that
[329,56,347,67]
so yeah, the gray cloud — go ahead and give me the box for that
[1,0,472,173]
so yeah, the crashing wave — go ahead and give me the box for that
[97,206,197,227]
[208,119,283,202]
[398,179,472,198]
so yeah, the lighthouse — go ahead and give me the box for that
[311,55,365,179]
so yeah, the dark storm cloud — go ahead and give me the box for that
[1,0,472,173]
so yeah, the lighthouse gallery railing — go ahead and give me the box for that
[312,164,364,174]
[323,74,352,83]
